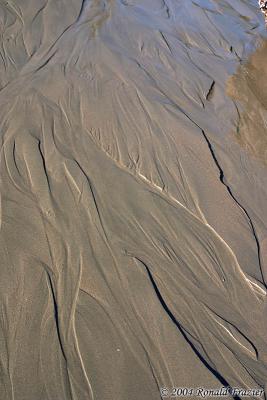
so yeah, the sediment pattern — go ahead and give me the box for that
[0,1,267,399]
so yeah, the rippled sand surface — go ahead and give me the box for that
[0,1,267,399]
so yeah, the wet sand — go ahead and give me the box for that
[0,1,267,399]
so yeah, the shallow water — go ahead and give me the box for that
[0,1,267,399]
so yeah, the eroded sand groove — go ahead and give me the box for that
[0,1,267,399]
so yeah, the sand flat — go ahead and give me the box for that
[0,1,267,399]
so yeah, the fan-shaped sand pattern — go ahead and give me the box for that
[0,1,267,399]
